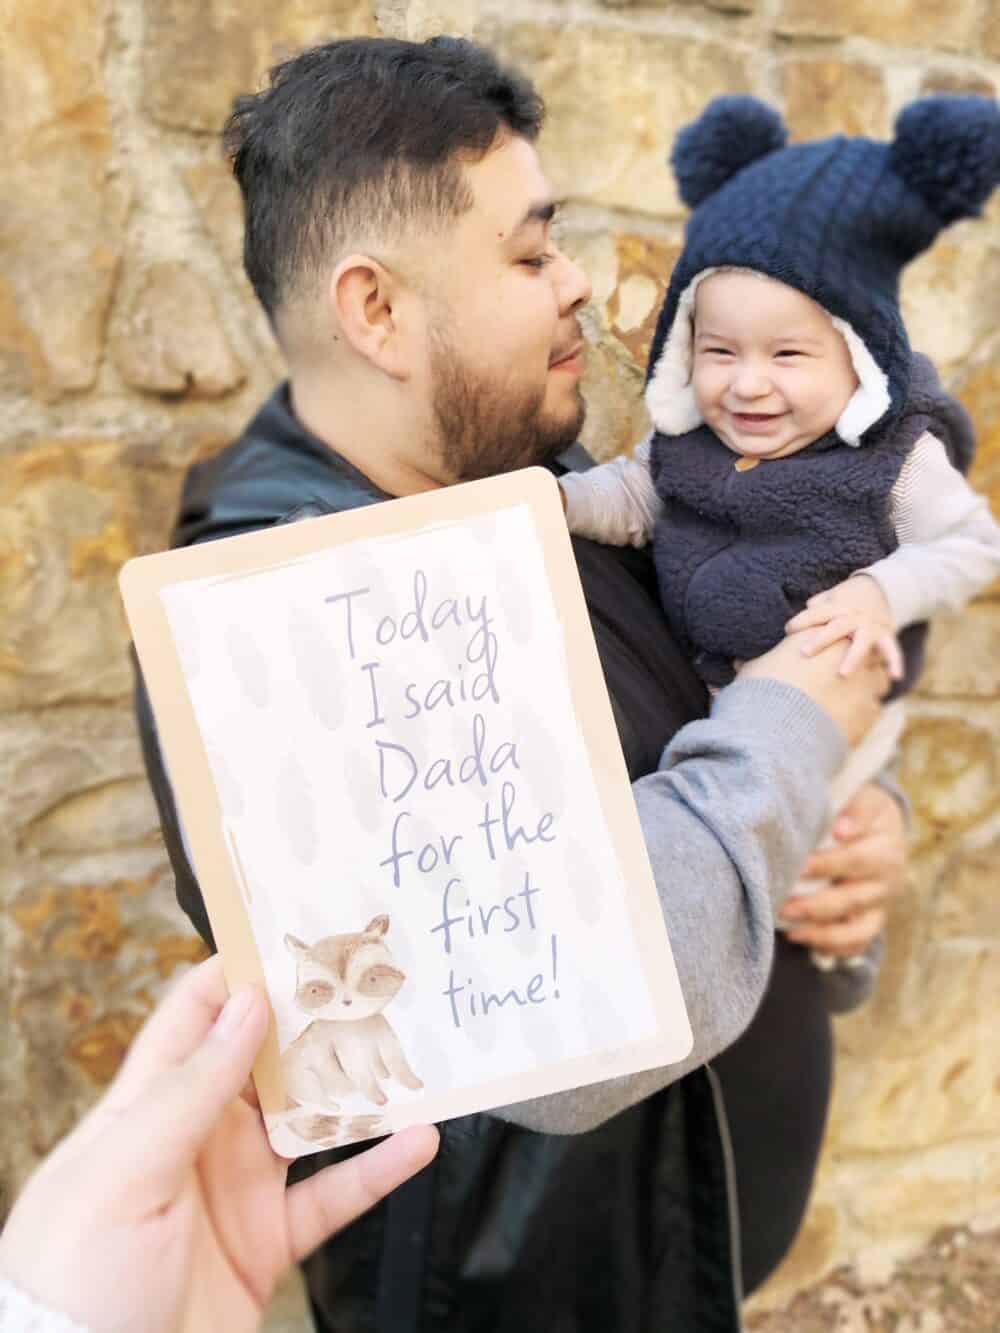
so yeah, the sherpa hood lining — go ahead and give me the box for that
[644,266,892,447]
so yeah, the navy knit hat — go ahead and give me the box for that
[645,94,1000,445]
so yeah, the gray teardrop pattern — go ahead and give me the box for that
[276,753,318,865]
[288,603,345,731]
[225,623,270,707]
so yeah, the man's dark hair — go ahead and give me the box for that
[223,36,544,324]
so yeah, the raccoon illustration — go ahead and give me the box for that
[280,914,423,1120]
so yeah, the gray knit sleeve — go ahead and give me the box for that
[493,678,846,1134]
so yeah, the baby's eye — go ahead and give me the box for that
[774,349,805,359]
[520,253,554,270]
[700,346,733,357]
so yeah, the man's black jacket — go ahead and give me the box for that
[134,386,750,1332]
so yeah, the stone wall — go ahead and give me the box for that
[2,0,998,1311]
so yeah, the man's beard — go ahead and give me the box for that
[430,331,586,483]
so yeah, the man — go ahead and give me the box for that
[135,36,904,1330]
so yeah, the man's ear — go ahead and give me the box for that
[330,254,410,380]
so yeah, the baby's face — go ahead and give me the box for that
[691,272,859,460]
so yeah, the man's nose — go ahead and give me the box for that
[554,248,592,313]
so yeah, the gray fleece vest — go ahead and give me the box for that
[648,355,974,691]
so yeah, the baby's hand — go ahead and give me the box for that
[785,576,904,680]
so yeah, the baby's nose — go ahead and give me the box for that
[733,366,771,397]
[736,362,773,391]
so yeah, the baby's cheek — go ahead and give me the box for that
[693,367,724,410]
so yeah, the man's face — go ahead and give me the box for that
[418,135,592,482]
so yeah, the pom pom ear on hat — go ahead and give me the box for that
[671,96,788,208]
[890,94,1000,224]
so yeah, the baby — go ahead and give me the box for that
[561,94,1000,996]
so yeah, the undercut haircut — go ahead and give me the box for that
[223,36,545,325]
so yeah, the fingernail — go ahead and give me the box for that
[213,987,256,1039]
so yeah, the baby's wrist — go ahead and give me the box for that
[847,571,892,616]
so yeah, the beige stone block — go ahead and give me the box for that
[183,162,249,279]
[579,334,651,463]
[0,0,127,398]
[898,715,999,853]
[6,860,208,1174]
[558,227,679,460]
[144,0,376,134]
[0,449,133,709]
[829,944,1000,1152]
[494,22,751,218]
[569,230,681,458]
[836,1140,1000,1248]
[902,227,1000,377]
[555,230,647,460]
[919,605,1000,698]
[0,437,203,710]
[831,903,923,1059]
[928,831,1000,938]
[563,230,623,326]
[571,226,679,350]
[390,0,494,40]
[782,59,889,141]
[20,779,160,858]
[0,274,45,397]
[928,836,1000,943]
[985,3,1000,60]
[0,708,150,859]
[112,262,245,399]
[919,68,997,98]
[958,359,1000,521]
[65,1010,147,1082]
[597,0,757,8]
[775,0,980,50]
[607,234,681,370]
[867,933,991,1063]
[182,161,285,380]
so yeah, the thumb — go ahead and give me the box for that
[833,780,883,839]
[103,987,269,1203]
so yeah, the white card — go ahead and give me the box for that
[122,468,691,1158]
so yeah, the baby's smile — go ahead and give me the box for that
[691,271,859,460]
[727,410,786,433]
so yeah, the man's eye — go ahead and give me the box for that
[521,254,554,270]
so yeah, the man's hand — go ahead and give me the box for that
[785,575,904,680]
[0,956,439,1333]
[737,631,890,747]
[778,782,907,957]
